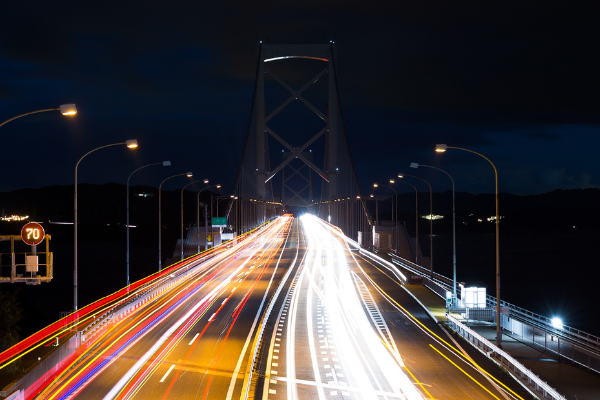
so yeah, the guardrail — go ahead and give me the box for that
[386,252,600,358]
[446,314,567,400]
[1,242,230,399]
[498,313,600,375]
[486,295,600,353]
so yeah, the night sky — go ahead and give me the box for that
[1,1,599,195]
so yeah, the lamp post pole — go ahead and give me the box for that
[395,181,418,264]
[373,183,397,251]
[196,185,221,253]
[126,161,171,286]
[74,139,138,311]
[399,173,433,279]
[436,143,502,347]
[180,180,208,261]
[159,172,193,271]
[411,163,457,304]
[0,104,77,128]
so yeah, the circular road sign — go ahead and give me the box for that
[21,222,45,246]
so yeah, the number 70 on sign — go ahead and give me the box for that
[21,222,45,246]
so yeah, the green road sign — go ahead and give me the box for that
[212,217,227,227]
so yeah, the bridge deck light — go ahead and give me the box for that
[126,139,138,148]
[389,179,395,184]
[186,172,193,177]
[203,179,209,184]
[216,184,221,188]
[397,173,404,178]
[435,144,448,152]
[373,183,378,187]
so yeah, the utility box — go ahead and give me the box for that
[461,285,486,308]
[26,255,39,272]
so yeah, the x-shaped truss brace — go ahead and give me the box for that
[263,67,330,184]
[283,185,311,207]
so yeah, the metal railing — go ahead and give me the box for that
[487,295,600,352]
[447,314,567,400]
[498,313,600,374]
[387,252,600,357]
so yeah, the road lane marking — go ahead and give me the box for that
[208,313,216,321]
[188,333,200,345]
[159,364,176,383]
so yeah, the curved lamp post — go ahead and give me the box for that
[436,143,502,347]
[398,173,433,278]
[180,179,209,260]
[159,172,193,271]
[197,184,221,253]
[126,161,171,286]
[411,162,457,305]
[74,139,138,311]
[0,104,77,128]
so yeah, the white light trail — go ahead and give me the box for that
[293,215,425,400]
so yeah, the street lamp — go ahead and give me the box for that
[373,182,397,253]
[0,104,77,128]
[398,173,433,279]
[435,143,502,347]
[181,180,209,261]
[197,184,221,253]
[126,161,171,286]
[411,162,457,305]
[74,139,138,311]
[159,172,193,271]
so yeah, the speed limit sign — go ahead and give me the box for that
[21,222,45,246]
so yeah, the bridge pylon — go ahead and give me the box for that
[229,43,372,239]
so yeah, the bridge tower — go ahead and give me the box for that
[229,43,372,239]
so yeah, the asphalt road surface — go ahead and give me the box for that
[13,215,530,399]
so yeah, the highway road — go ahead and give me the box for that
[258,215,528,400]
[6,214,530,399]
[27,215,295,400]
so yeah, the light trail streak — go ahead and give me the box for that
[351,253,524,400]
[101,226,281,400]
[32,218,287,400]
[285,215,425,399]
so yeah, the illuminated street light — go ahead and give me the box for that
[1,104,78,128]
[196,184,222,253]
[126,160,171,286]
[74,140,138,310]
[436,143,502,347]
[372,182,397,253]
[59,103,77,116]
[159,172,193,271]
[181,180,210,261]
[411,162,457,305]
